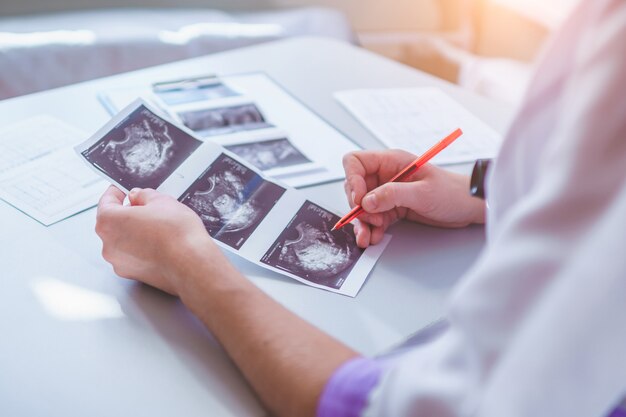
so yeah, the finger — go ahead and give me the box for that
[129,188,161,206]
[97,185,126,215]
[370,225,386,246]
[343,152,384,203]
[356,212,385,227]
[361,181,426,214]
[346,174,368,206]
[342,151,366,177]
[343,179,356,207]
[354,220,372,249]
[343,152,369,206]
[344,150,425,207]
[343,150,390,177]
[379,211,398,233]
[408,163,436,182]
[364,175,380,196]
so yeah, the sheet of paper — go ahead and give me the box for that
[0,115,79,174]
[100,73,361,188]
[0,116,107,226]
[335,87,502,165]
[76,101,390,297]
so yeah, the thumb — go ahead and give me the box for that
[128,188,160,206]
[361,182,422,213]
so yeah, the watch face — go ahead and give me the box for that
[470,159,492,200]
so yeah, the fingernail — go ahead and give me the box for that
[128,188,140,204]
[351,191,356,205]
[363,194,378,210]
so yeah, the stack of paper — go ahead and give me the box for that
[100,73,361,188]
[0,116,107,225]
[335,87,502,165]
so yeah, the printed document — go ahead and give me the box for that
[0,116,107,225]
[335,87,502,164]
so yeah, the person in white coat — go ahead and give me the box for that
[94,0,626,416]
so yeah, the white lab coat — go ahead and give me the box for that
[365,0,626,416]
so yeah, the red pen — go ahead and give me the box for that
[332,128,463,231]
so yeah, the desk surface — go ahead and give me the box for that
[0,37,512,417]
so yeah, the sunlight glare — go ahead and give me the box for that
[0,30,96,47]
[31,277,124,321]
[158,22,284,45]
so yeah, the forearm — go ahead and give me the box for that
[96,188,361,415]
[176,245,358,417]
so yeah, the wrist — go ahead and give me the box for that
[462,174,487,225]
[454,172,487,226]
[167,234,252,318]
[163,231,216,295]
[469,197,487,224]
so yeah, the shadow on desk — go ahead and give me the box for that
[353,221,486,347]
[383,221,486,289]
[126,285,267,417]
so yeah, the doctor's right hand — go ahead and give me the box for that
[343,149,486,248]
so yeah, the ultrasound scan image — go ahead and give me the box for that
[261,201,364,289]
[179,153,286,249]
[226,138,311,171]
[154,81,239,106]
[81,105,202,190]
[178,103,270,136]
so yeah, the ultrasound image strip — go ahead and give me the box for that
[260,201,364,289]
[154,80,240,106]
[81,104,202,191]
[179,153,286,250]
[178,103,271,136]
[225,138,311,171]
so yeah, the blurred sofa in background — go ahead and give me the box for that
[0,7,354,99]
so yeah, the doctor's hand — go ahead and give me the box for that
[343,149,486,248]
[95,186,223,296]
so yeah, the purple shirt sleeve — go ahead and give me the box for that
[608,406,626,417]
[316,359,626,417]
[316,357,388,417]
[317,319,449,417]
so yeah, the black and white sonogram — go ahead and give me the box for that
[179,154,285,249]
[154,81,239,106]
[225,138,311,171]
[81,105,202,190]
[178,104,270,136]
[261,201,364,289]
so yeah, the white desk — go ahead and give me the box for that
[0,38,512,417]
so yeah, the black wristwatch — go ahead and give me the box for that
[470,159,492,200]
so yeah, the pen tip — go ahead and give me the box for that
[331,226,337,232]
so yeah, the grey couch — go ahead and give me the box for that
[0,7,355,99]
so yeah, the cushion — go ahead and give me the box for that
[0,7,355,99]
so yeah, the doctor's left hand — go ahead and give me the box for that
[95,185,219,296]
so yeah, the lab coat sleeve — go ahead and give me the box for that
[360,1,626,416]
